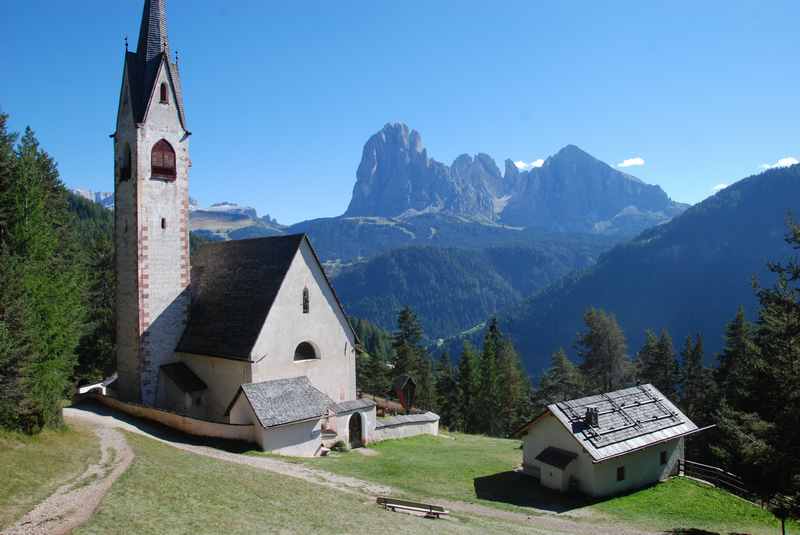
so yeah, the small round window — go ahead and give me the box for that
[294,342,317,361]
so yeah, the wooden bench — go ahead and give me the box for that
[376,497,449,519]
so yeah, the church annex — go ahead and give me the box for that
[110,0,382,456]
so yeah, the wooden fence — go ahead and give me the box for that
[679,459,794,513]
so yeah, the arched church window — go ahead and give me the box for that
[160,82,169,104]
[294,342,317,361]
[151,139,176,180]
[302,287,310,314]
[120,143,132,181]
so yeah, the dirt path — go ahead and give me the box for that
[3,421,133,535]
[63,403,654,535]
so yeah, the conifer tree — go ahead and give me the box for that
[392,306,423,378]
[0,124,87,432]
[536,348,585,408]
[494,338,532,436]
[575,308,630,392]
[434,352,459,430]
[477,319,502,434]
[457,341,481,433]
[715,306,759,406]
[637,329,679,397]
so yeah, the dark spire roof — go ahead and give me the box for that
[136,0,169,63]
[123,0,186,129]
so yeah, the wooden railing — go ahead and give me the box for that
[679,459,795,512]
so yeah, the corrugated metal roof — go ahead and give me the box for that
[546,384,697,463]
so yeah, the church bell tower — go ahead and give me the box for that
[113,0,191,404]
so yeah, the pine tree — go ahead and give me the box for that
[715,306,759,406]
[415,354,437,411]
[434,352,459,430]
[392,306,423,378]
[536,348,585,408]
[494,338,532,436]
[0,124,87,432]
[477,319,502,434]
[575,308,630,393]
[637,329,679,397]
[457,341,481,433]
[713,220,800,517]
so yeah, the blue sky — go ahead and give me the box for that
[2,1,798,224]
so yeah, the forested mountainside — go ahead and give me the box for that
[499,163,800,373]
[332,239,609,340]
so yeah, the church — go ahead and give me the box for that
[110,0,380,456]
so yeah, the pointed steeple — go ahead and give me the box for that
[136,0,169,63]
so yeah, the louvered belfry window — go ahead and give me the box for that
[160,82,169,104]
[303,287,310,314]
[151,139,176,180]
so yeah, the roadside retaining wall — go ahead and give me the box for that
[373,412,439,442]
[86,393,256,443]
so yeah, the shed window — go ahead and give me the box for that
[294,342,317,361]
[616,466,626,481]
[660,451,667,465]
[302,287,309,314]
[160,82,169,104]
[151,139,176,180]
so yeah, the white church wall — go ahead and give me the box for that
[249,239,357,403]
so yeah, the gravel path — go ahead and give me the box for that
[63,402,654,535]
[3,421,133,535]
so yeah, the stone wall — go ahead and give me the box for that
[88,393,255,443]
[372,412,440,442]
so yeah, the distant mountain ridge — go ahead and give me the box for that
[498,162,800,374]
[345,123,686,236]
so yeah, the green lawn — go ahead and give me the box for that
[77,432,548,535]
[303,433,539,506]
[290,433,798,534]
[596,477,799,535]
[0,422,100,529]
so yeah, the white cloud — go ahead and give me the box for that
[711,183,728,193]
[514,159,544,171]
[760,156,799,170]
[617,157,645,168]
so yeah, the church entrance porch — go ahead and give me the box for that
[348,413,363,448]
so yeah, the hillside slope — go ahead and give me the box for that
[501,164,800,373]
[333,239,608,339]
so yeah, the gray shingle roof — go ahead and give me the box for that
[234,377,335,428]
[160,362,206,393]
[544,384,698,463]
[176,235,305,360]
[334,399,376,413]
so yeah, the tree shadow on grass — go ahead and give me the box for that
[68,399,255,453]
[473,471,592,513]
[663,530,753,535]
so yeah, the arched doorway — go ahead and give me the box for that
[348,413,363,449]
